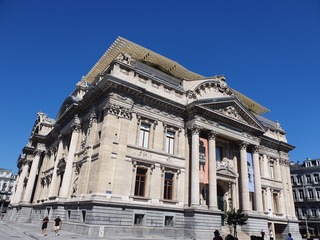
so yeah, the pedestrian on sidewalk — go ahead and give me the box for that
[53,216,61,236]
[213,230,223,240]
[41,216,49,236]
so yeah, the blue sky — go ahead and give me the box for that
[1,0,319,173]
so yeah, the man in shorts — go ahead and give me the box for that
[53,216,61,236]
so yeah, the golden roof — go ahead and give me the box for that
[85,37,269,115]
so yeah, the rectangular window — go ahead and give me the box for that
[166,131,175,154]
[82,210,86,223]
[67,210,71,221]
[216,146,222,162]
[299,190,304,200]
[134,168,147,197]
[314,174,319,183]
[306,175,311,183]
[269,161,274,179]
[308,189,314,199]
[134,214,145,226]
[164,173,174,200]
[297,176,301,184]
[165,216,174,227]
[273,193,279,214]
[316,189,320,199]
[139,123,150,148]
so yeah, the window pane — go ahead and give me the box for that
[139,123,150,148]
[166,131,174,154]
[134,168,147,196]
[164,173,173,200]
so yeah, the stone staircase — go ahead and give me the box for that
[220,225,251,240]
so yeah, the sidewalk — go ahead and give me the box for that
[0,219,187,240]
[1,219,99,239]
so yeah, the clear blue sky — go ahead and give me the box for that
[1,0,319,173]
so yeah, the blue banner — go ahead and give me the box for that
[247,152,255,192]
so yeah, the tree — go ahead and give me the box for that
[224,208,248,239]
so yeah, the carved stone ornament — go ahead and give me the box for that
[115,52,133,64]
[76,76,88,88]
[188,125,201,135]
[239,142,248,150]
[88,112,97,128]
[104,103,132,119]
[219,106,246,122]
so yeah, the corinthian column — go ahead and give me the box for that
[13,161,30,204]
[48,136,63,199]
[190,125,200,207]
[59,125,80,198]
[240,142,250,211]
[208,131,218,209]
[23,151,42,203]
[252,146,263,212]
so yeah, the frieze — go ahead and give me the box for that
[199,116,219,127]
[135,150,153,159]
[103,103,132,119]
[242,132,260,142]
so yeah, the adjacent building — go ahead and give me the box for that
[291,158,320,238]
[9,37,300,239]
[0,168,17,213]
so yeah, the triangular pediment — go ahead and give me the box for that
[195,98,266,132]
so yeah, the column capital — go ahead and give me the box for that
[188,124,201,135]
[72,123,81,132]
[208,130,219,140]
[252,145,260,154]
[239,141,249,150]
[34,149,43,156]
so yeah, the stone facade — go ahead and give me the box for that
[10,37,300,240]
[0,168,16,213]
[291,158,320,238]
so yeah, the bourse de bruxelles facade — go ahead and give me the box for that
[9,37,300,239]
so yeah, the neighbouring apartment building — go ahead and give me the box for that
[9,37,300,240]
[0,168,17,213]
[291,158,320,238]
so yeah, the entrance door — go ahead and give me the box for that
[217,185,225,226]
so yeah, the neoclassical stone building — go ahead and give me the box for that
[10,37,300,239]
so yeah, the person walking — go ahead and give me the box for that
[41,216,49,236]
[287,233,294,240]
[213,230,223,240]
[261,229,266,239]
[269,230,274,240]
[53,216,61,236]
